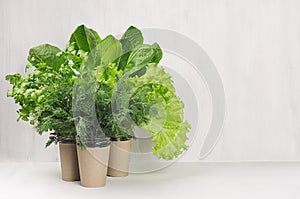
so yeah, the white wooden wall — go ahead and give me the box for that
[1,0,300,162]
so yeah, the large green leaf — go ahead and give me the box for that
[117,26,144,70]
[121,26,143,51]
[79,35,122,73]
[150,42,163,63]
[70,24,101,52]
[125,43,163,71]
[98,35,122,66]
[28,44,65,71]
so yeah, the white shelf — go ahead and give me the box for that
[1,162,300,199]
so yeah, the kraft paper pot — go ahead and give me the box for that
[107,140,131,177]
[76,145,110,187]
[59,143,80,181]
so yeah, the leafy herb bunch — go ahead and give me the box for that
[6,25,95,146]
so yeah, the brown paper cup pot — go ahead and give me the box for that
[77,146,110,188]
[107,140,131,177]
[59,143,80,181]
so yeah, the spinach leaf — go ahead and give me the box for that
[98,35,122,66]
[121,26,143,50]
[125,43,162,72]
[117,26,143,70]
[28,44,66,71]
[70,24,101,52]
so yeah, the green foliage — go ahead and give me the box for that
[6,25,95,146]
[113,64,190,160]
[97,35,122,66]
[131,66,190,160]
[28,44,66,71]
[121,26,143,50]
[90,26,189,159]
[69,24,101,52]
[124,43,161,72]
[6,24,191,159]
[117,26,143,70]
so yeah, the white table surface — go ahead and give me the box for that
[0,162,300,199]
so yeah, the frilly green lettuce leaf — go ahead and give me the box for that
[114,64,190,160]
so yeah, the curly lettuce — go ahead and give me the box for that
[113,64,191,160]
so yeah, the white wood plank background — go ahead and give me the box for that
[0,0,299,162]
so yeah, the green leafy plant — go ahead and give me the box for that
[6,24,191,160]
[77,26,190,159]
[120,65,190,160]
[72,34,122,148]
[92,27,163,142]
[6,25,98,146]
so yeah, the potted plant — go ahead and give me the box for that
[90,26,165,177]
[5,24,100,182]
[74,25,191,178]
[6,24,191,187]
[73,31,135,185]
[6,43,80,181]
[71,30,123,187]
[107,26,191,161]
